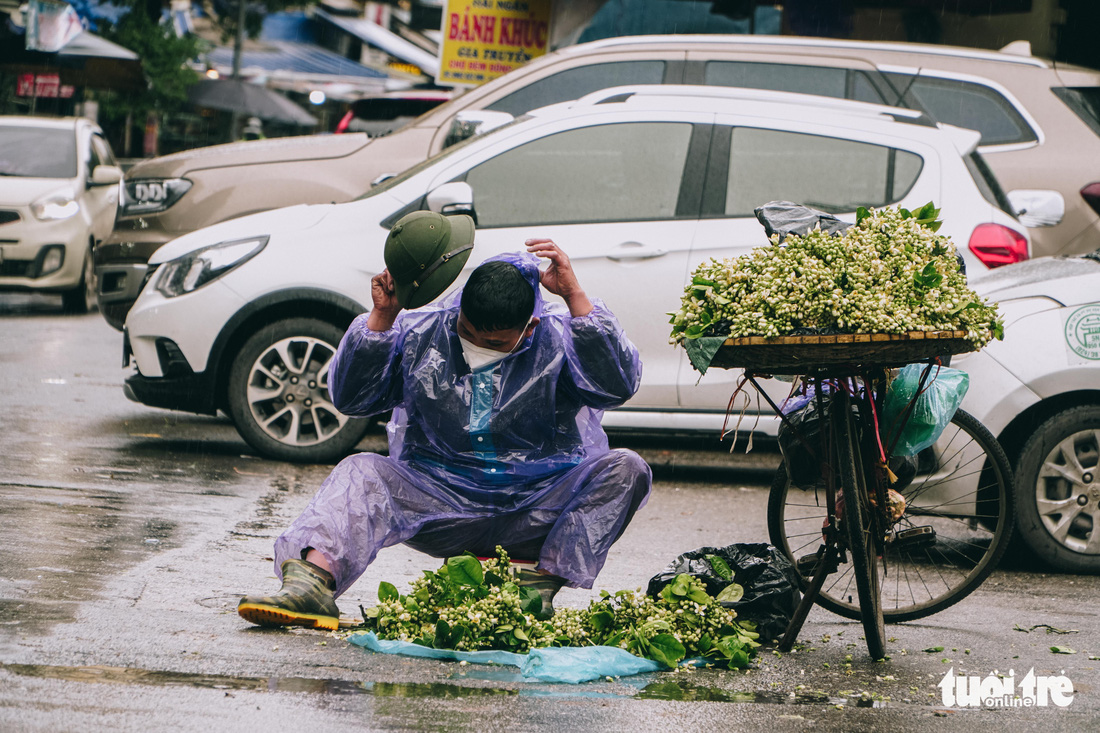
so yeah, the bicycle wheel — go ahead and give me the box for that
[832,390,886,659]
[768,408,1014,623]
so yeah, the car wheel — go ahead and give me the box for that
[227,318,370,463]
[1015,405,1100,573]
[61,246,97,314]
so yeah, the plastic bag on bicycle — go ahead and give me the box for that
[881,364,969,457]
[779,384,918,491]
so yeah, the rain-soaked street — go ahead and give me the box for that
[1,293,1097,732]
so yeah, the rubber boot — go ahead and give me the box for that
[238,559,340,630]
[516,568,566,619]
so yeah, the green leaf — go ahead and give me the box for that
[446,555,484,587]
[514,627,529,642]
[923,646,945,653]
[378,581,399,602]
[518,586,543,616]
[647,634,686,668]
[1051,646,1077,654]
[856,206,870,223]
[716,584,745,603]
[705,554,733,581]
[669,574,691,597]
[726,647,751,669]
[433,620,451,649]
[589,609,615,632]
[687,586,712,605]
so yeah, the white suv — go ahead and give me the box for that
[0,116,122,312]
[122,86,1029,462]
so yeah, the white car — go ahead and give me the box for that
[955,252,1100,573]
[0,116,122,312]
[122,85,1031,463]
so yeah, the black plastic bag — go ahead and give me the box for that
[754,201,852,243]
[778,387,919,490]
[647,543,801,643]
[778,396,825,488]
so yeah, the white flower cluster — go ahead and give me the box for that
[362,548,759,668]
[668,206,1004,348]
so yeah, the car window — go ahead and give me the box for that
[87,134,102,175]
[965,152,1016,215]
[465,122,693,227]
[884,73,1036,146]
[724,127,923,215]
[1052,86,1100,138]
[0,126,77,178]
[704,61,887,104]
[91,134,118,167]
[484,61,667,116]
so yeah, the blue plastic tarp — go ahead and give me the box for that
[348,632,663,684]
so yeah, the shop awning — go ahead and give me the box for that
[206,40,391,86]
[314,9,440,77]
[0,30,145,91]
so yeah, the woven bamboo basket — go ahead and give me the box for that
[708,330,976,374]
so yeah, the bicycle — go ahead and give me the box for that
[711,332,1015,659]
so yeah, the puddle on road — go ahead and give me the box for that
[2,662,855,706]
[1,663,516,698]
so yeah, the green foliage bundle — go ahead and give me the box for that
[668,204,1004,348]
[361,548,760,669]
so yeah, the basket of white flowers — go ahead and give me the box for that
[669,203,1004,375]
[707,330,976,374]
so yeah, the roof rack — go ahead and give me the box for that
[568,84,934,126]
[567,34,1048,69]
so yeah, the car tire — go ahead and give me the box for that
[1014,405,1100,574]
[61,246,97,314]
[227,318,371,463]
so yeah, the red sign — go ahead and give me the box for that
[16,73,74,98]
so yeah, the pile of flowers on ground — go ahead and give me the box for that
[668,203,1003,348]
[359,547,760,669]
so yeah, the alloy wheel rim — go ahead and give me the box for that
[1035,429,1100,555]
[245,335,348,447]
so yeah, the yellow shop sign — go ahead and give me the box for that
[438,0,552,86]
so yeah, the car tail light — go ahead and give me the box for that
[1082,182,1100,217]
[968,224,1029,269]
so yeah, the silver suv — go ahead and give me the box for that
[97,34,1100,328]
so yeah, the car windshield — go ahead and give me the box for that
[352,116,528,201]
[0,126,77,178]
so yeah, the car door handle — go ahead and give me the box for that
[607,242,669,261]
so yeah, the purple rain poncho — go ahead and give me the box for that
[273,251,651,596]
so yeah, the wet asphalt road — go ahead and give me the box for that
[0,293,1097,732]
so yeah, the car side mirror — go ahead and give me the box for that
[427,182,476,221]
[442,110,514,149]
[91,164,123,186]
[1006,189,1065,228]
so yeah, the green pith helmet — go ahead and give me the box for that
[384,211,475,309]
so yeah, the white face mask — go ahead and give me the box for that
[459,318,532,371]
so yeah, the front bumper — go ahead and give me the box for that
[0,210,90,292]
[124,370,219,415]
[96,232,170,330]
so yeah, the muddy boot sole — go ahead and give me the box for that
[237,602,340,631]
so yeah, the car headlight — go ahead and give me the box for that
[31,191,80,221]
[121,178,193,216]
[155,236,268,298]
